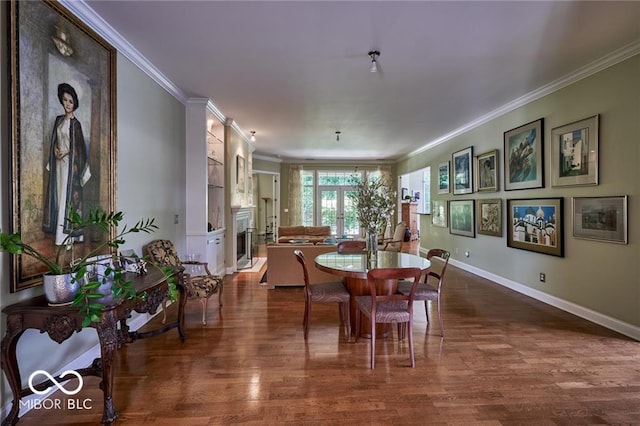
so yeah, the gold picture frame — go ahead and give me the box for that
[8,0,117,291]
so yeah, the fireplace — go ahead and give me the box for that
[231,205,255,272]
[237,230,247,261]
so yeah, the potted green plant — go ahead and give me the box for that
[0,208,167,326]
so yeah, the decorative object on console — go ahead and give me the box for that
[0,209,161,326]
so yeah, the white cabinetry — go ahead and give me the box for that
[186,99,225,276]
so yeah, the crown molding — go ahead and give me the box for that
[59,1,189,104]
[406,39,640,160]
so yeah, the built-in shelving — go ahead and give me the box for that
[186,99,226,276]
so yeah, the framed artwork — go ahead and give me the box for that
[507,198,563,257]
[452,147,473,195]
[236,154,246,193]
[476,150,499,192]
[8,0,117,291]
[449,199,475,237]
[551,115,599,187]
[504,119,544,190]
[477,198,502,237]
[572,196,627,244]
[437,161,450,194]
[431,200,447,228]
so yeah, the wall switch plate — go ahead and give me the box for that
[539,273,546,282]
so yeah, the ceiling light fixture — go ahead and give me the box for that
[368,50,380,73]
[250,131,256,142]
[335,131,341,141]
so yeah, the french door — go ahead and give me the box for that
[317,186,360,237]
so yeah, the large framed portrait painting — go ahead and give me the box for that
[8,0,117,291]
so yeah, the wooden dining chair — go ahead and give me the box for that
[337,240,366,253]
[355,267,423,369]
[294,249,351,342]
[397,248,451,336]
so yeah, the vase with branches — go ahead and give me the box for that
[348,174,396,254]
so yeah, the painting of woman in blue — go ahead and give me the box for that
[42,83,91,245]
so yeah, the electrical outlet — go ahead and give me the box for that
[539,273,546,282]
[464,251,470,257]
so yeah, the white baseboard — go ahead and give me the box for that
[446,257,640,341]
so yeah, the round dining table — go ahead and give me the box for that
[315,251,430,339]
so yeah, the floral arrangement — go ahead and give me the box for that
[348,175,396,235]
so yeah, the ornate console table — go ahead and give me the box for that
[1,267,187,425]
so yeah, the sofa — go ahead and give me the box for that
[277,225,332,244]
[266,243,338,289]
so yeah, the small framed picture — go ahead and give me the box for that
[507,198,563,257]
[437,161,450,194]
[452,147,473,195]
[551,115,599,187]
[504,119,544,191]
[572,196,627,244]
[449,199,475,237]
[477,198,502,237]
[431,200,447,228]
[475,149,499,192]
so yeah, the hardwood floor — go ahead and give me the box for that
[17,242,640,425]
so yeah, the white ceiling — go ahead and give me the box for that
[82,1,640,162]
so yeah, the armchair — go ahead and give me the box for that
[144,239,223,325]
[378,221,407,252]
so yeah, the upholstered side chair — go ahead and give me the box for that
[355,267,423,369]
[379,221,407,252]
[294,249,351,342]
[144,239,223,325]
[397,248,450,336]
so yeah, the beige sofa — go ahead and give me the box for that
[266,243,338,289]
[277,225,332,244]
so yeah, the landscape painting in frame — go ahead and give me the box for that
[504,119,544,190]
[8,0,117,291]
[507,198,563,257]
[572,196,627,244]
[449,199,475,237]
[452,147,473,195]
[437,161,450,194]
[551,115,599,187]
[477,198,502,237]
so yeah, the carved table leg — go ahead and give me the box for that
[1,317,26,426]
[177,274,187,342]
[95,313,119,424]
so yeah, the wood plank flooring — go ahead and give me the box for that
[15,243,640,425]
